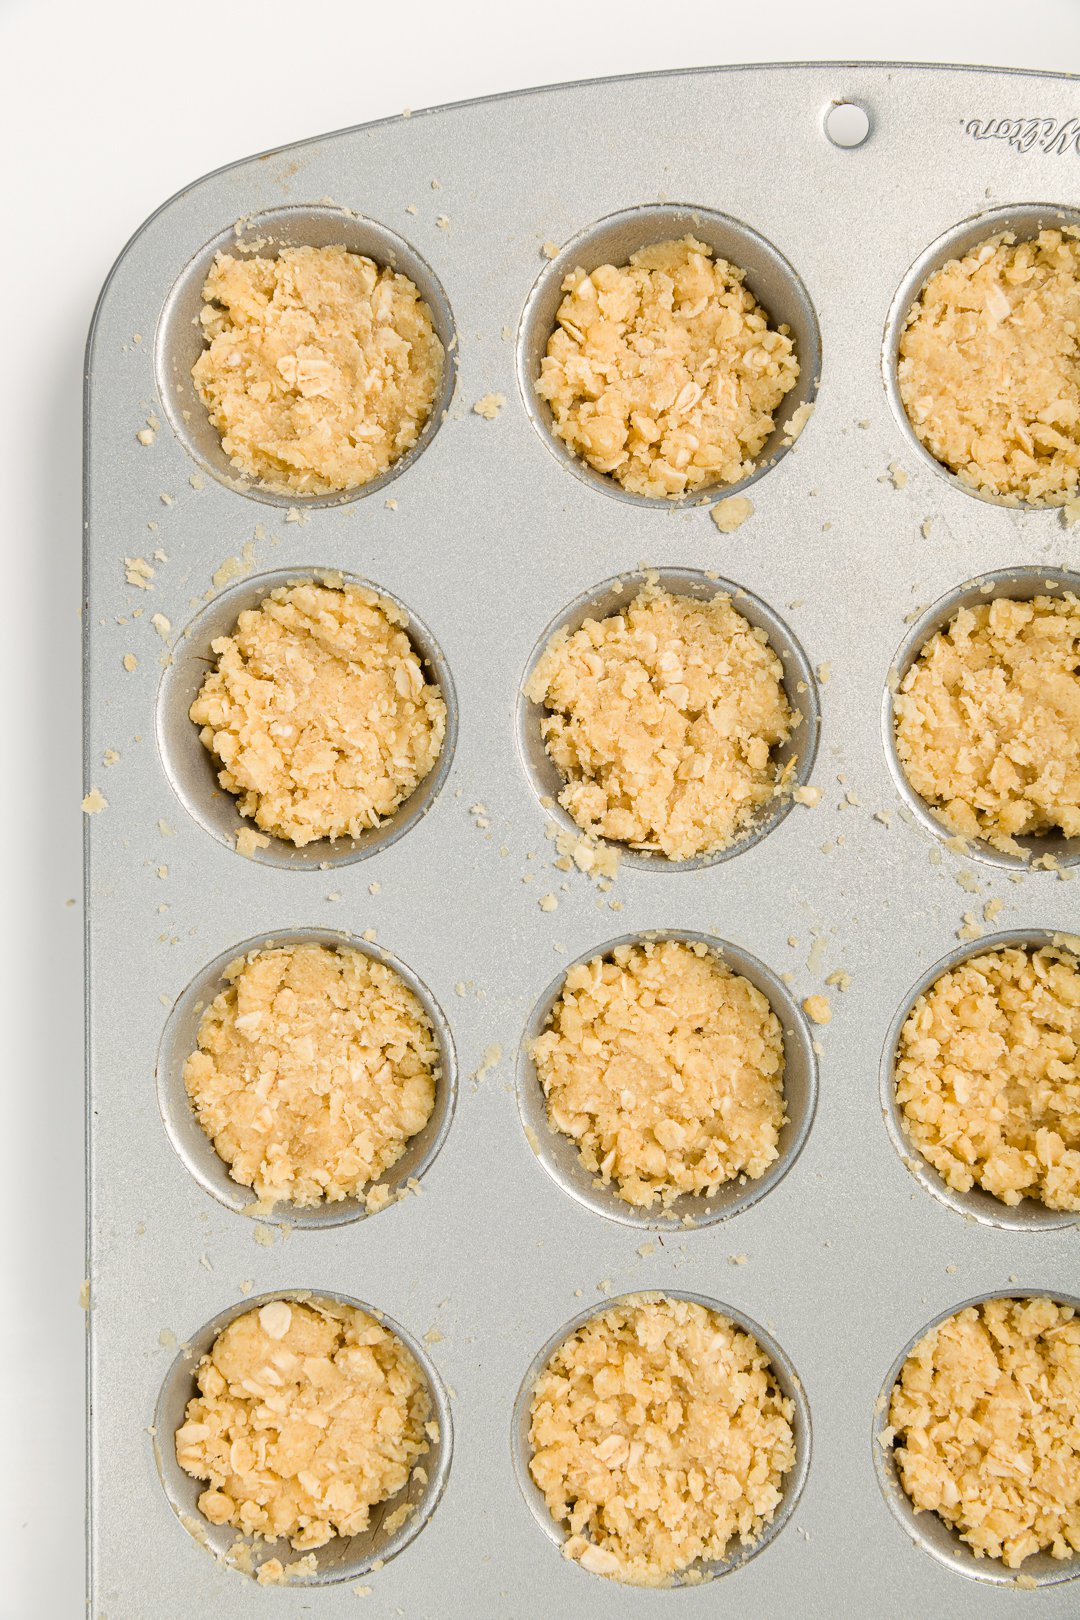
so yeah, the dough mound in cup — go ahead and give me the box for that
[527,584,795,861]
[531,938,786,1209]
[528,1294,796,1584]
[898,229,1080,505]
[537,235,799,498]
[193,244,443,495]
[895,941,1080,1213]
[183,941,440,1209]
[893,593,1080,854]
[175,1298,432,1553]
[190,582,446,848]
[887,1296,1080,1568]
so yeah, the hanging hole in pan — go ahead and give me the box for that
[824,102,871,149]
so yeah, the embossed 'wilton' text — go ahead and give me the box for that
[965,117,1080,156]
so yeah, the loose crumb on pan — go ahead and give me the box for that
[125,555,155,589]
[530,939,786,1209]
[553,825,620,883]
[528,1293,795,1585]
[254,1552,318,1585]
[192,245,443,495]
[709,495,754,533]
[212,545,256,590]
[175,1298,430,1552]
[536,236,799,498]
[780,401,814,445]
[893,594,1080,854]
[802,994,831,1026]
[898,230,1080,504]
[190,582,446,847]
[183,942,439,1206]
[887,1296,1080,1567]
[895,942,1080,1211]
[472,392,506,419]
[526,585,795,861]
[235,827,270,858]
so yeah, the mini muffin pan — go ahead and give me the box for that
[85,63,1080,1617]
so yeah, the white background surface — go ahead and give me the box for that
[2,1,1080,1615]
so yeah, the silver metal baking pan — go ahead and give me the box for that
[85,61,1080,1617]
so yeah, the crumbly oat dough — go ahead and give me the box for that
[176,1298,430,1551]
[537,236,799,498]
[895,943,1080,1211]
[527,586,795,860]
[190,582,446,846]
[893,594,1080,853]
[531,939,786,1208]
[193,245,443,495]
[898,230,1080,504]
[887,1296,1080,1567]
[183,943,439,1206]
[528,1294,795,1585]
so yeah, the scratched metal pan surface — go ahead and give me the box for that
[85,62,1080,1619]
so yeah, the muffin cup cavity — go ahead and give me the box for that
[881,567,1080,872]
[882,203,1080,508]
[518,567,820,871]
[153,1290,453,1582]
[872,1288,1080,1587]
[517,203,820,506]
[157,928,457,1227]
[518,929,818,1229]
[155,204,457,506]
[880,928,1080,1232]
[156,567,458,869]
[511,1289,811,1583]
